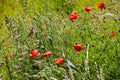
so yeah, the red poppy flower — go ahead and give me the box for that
[73,43,84,52]
[40,51,52,58]
[110,31,115,37]
[98,2,105,9]
[30,50,38,58]
[84,7,91,12]
[55,58,65,65]
[69,12,78,21]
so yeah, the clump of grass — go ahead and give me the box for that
[0,0,120,80]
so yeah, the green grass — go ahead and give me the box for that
[0,0,120,80]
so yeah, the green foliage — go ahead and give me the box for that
[0,0,120,80]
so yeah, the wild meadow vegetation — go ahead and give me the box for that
[0,0,120,80]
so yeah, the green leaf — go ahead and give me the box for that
[66,59,81,74]
[62,49,81,74]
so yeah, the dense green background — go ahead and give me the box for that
[0,0,120,80]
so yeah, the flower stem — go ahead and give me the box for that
[85,43,90,79]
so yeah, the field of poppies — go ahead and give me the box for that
[0,0,120,80]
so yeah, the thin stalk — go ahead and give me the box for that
[5,57,12,80]
[85,43,90,79]
[67,65,74,80]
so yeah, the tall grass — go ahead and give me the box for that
[0,0,120,79]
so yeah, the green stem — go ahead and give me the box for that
[5,57,12,80]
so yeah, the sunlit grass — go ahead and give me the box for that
[0,0,120,79]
